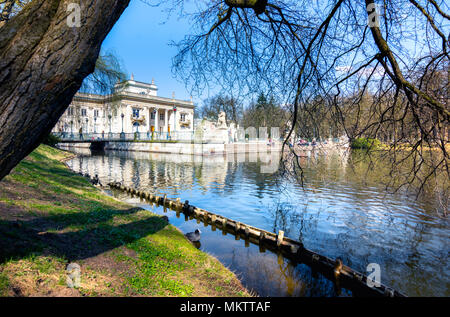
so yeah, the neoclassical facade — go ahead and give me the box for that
[53,77,195,138]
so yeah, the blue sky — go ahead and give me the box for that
[101,0,207,104]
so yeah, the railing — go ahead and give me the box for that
[53,131,195,142]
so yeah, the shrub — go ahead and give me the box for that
[351,137,381,150]
[42,133,61,147]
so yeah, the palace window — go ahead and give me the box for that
[94,110,99,118]
[151,111,156,120]
[68,107,74,116]
[132,108,140,118]
[160,113,164,121]
[81,108,87,117]
[180,113,186,122]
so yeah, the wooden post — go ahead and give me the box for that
[203,211,208,226]
[277,230,284,247]
[259,232,265,243]
[333,257,343,294]
[222,218,227,236]
[259,232,266,252]
[384,288,394,297]
[334,258,342,277]
[290,244,298,254]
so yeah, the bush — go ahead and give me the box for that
[351,137,381,150]
[42,133,61,147]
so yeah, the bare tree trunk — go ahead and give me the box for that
[0,0,130,180]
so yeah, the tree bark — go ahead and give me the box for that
[0,0,130,180]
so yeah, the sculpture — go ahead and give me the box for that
[216,111,227,129]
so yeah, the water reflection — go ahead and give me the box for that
[65,147,449,296]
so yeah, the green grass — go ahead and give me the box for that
[0,273,10,296]
[0,145,249,297]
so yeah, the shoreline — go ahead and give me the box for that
[0,145,250,297]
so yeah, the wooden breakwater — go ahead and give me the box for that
[107,181,405,297]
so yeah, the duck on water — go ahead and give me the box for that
[185,229,201,242]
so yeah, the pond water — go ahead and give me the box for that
[65,147,449,297]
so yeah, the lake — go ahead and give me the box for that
[65,147,449,296]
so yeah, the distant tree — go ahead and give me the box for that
[199,94,243,124]
[67,50,128,128]
[79,50,128,95]
[242,92,287,132]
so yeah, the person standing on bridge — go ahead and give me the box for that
[79,127,83,140]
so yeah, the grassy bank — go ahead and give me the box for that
[0,145,249,297]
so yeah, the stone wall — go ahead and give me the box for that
[58,140,282,156]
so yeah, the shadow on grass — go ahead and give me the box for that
[0,207,168,264]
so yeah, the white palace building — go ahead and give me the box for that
[53,76,195,140]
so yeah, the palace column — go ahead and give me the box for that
[164,109,168,134]
[146,107,150,134]
[154,107,159,138]
[174,108,178,132]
